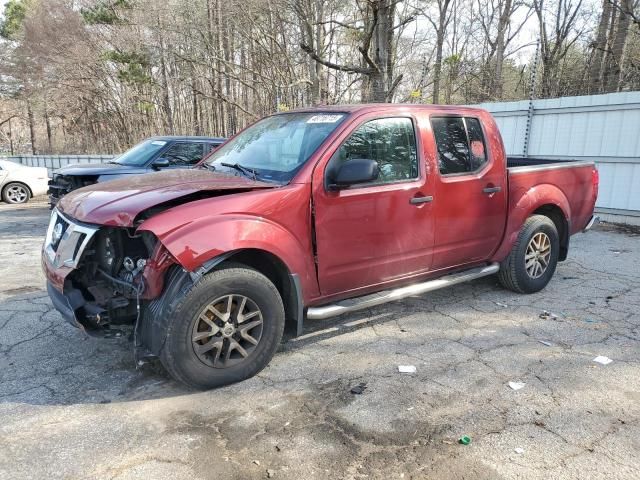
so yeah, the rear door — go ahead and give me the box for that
[429,115,507,269]
[312,113,435,296]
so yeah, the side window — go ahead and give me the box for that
[465,118,487,170]
[334,117,418,185]
[162,142,205,166]
[204,143,219,155]
[432,117,488,175]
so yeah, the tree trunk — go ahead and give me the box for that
[494,0,513,100]
[8,118,14,156]
[44,108,53,153]
[27,101,37,155]
[432,31,444,104]
[588,0,614,93]
[604,0,632,92]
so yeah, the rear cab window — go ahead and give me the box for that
[431,116,488,175]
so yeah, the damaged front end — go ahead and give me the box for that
[43,209,175,346]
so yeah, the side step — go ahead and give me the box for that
[306,263,500,320]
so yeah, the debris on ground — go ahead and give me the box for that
[442,439,454,445]
[458,436,471,445]
[508,381,526,391]
[398,365,417,374]
[514,447,525,454]
[267,469,276,478]
[593,356,613,365]
[539,310,559,320]
[538,340,553,347]
[495,302,508,308]
[253,460,261,466]
[584,318,598,323]
[350,383,367,395]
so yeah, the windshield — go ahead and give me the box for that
[206,112,347,183]
[115,139,168,166]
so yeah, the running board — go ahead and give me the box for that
[306,263,500,320]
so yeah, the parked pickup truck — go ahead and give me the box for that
[42,105,599,389]
[48,135,226,206]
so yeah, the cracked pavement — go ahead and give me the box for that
[0,201,639,479]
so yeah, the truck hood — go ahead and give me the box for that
[54,162,143,177]
[57,169,277,226]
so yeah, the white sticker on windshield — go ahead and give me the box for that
[306,114,343,124]
[151,140,167,146]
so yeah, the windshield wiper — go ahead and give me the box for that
[201,163,216,171]
[220,162,259,180]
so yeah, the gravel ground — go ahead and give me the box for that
[0,202,639,480]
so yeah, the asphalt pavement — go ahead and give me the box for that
[0,201,639,479]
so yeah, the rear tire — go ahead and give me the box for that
[2,182,31,204]
[498,215,559,294]
[159,265,285,390]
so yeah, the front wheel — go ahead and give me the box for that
[159,265,285,390]
[498,215,560,294]
[2,183,31,204]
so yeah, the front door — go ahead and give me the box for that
[312,115,435,297]
[428,115,507,269]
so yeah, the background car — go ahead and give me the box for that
[0,159,49,204]
[48,136,226,206]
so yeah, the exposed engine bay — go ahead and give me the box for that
[65,226,161,333]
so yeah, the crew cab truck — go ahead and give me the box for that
[42,105,599,389]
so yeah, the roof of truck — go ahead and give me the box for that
[285,103,488,115]
[149,136,227,142]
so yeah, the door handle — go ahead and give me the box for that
[482,186,502,194]
[410,196,433,205]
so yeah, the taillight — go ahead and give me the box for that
[592,168,599,201]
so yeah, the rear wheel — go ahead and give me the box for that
[2,183,31,204]
[498,215,559,293]
[159,265,285,389]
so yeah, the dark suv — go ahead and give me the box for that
[48,136,225,206]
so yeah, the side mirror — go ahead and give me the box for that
[152,158,170,170]
[328,158,379,189]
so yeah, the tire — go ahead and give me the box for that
[159,265,285,389]
[2,182,31,204]
[498,215,559,294]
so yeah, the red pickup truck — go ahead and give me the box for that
[42,105,598,389]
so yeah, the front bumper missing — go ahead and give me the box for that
[46,281,84,329]
[583,215,600,232]
[47,281,124,338]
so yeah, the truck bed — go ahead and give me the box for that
[506,156,597,235]
[507,156,587,169]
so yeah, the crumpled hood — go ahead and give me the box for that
[54,162,142,177]
[58,169,276,226]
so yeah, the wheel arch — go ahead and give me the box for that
[531,204,569,261]
[204,248,304,337]
[2,180,33,198]
[492,183,571,263]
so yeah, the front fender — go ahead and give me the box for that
[492,183,570,263]
[138,213,318,299]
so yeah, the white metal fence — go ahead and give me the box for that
[475,91,640,224]
[3,93,639,224]
[1,155,114,176]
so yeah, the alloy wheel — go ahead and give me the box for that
[5,185,28,204]
[191,294,264,368]
[525,232,551,279]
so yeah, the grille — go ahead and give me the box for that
[44,209,99,269]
